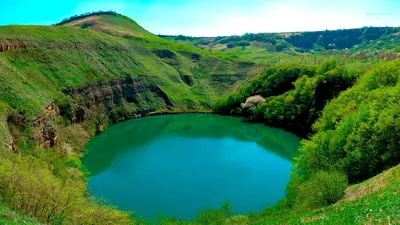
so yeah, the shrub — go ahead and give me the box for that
[226,41,250,49]
[287,170,348,209]
[0,149,132,224]
[213,93,244,115]
[196,201,232,225]
[54,94,74,122]
[275,40,290,51]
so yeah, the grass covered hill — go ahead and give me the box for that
[162,27,400,65]
[57,11,155,39]
[163,27,400,53]
[0,11,265,138]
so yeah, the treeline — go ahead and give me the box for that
[215,33,278,45]
[164,27,400,53]
[288,27,398,50]
[226,40,251,48]
[56,11,119,26]
[158,35,210,46]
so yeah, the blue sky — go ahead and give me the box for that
[1,0,400,36]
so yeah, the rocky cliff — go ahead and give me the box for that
[63,75,174,122]
[0,40,30,52]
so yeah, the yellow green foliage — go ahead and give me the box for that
[0,102,12,149]
[0,149,132,224]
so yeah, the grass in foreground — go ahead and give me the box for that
[0,202,42,225]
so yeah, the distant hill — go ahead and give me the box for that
[161,27,400,53]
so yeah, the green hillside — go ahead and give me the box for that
[58,11,155,39]
[1,11,400,225]
[162,27,400,66]
[0,202,42,225]
[0,13,264,118]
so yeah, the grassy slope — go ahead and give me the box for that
[251,164,400,225]
[0,15,263,116]
[0,25,176,111]
[63,14,155,38]
[219,44,385,70]
[162,28,400,69]
[0,202,42,225]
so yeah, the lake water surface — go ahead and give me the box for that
[83,114,300,220]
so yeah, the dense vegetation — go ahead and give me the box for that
[214,60,359,137]
[162,27,400,65]
[213,58,400,222]
[1,11,400,225]
[297,59,400,183]
[164,27,400,52]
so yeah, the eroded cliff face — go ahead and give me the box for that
[63,75,174,122]
[32,103,59,148]
[6,74,173,151]
[0,40,30,52]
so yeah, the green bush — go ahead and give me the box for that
[195,201,232,225]
[287,170,348,209]
[275,40,290,51]
[0,149,132,224]
[54,94,74,122]
[226,41,251,49]
[213,93,244,115]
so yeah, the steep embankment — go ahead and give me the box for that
[251,163,400,225]
[0,26,260,114]
[0,15,264,147]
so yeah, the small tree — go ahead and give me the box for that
[287,170,348,209]
[54,94,74,122]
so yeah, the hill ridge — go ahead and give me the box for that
[58,11,156,39]
[56,10,120,26]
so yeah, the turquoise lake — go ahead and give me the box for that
[83,114,300,220]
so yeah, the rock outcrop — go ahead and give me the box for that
[33,104,59,148]
[63,75,173,120]
[0,40,29,52]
